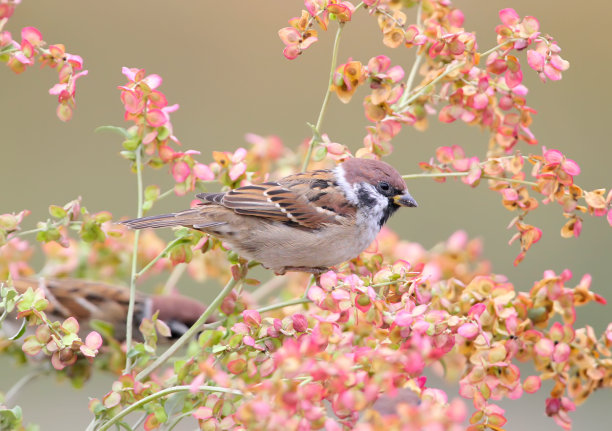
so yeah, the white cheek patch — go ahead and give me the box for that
[356,183,388,216]
[333,164,359,206]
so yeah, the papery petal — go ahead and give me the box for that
[505,68,523,88]
[242,309,262,326]
[534,338,554,357]
[192,406,212,420]
[562,159,580,176]
[193,163,214,180]
[283,45,300,60]
[172,161,190,183]
[21,26,42,45]
[292,314,308,332]
[143,74,162,89]
[395,310,413,327]
[65,53,83,69]
[85,331,103,349]
[307,286,326,303]
[331,289,350,301]
[523,376,541,393]
[527,50,545,71]
[502,188,519,201]
[229,162,247,181]
[121,67,141,82]
[543,64,563,81]
[49,83,68,95]
[544,149,564,164]
[145,109,167,127]
[232,147,248,162]
[472,93,489,110]
[458,322,479,339]
[499,8,520,26]
[550,55,570,71]
[387,65,405,82]
[278,27,301,45]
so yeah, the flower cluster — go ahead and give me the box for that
[0,6,88,121]
[3,1,612,430]
[83,229,612,430]
[1,282,102,370]
[279,1,356,60]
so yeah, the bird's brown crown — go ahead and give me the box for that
[341,158,407,192]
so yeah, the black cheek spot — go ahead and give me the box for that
[356,188,377,208]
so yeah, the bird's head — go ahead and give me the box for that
[335,158,417,227]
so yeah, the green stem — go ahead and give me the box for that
[201,296,311,331]
[163,262,187,295]
[15,221,81,238]
[94,385,242,431]
[125,146,144,374]
[256,297,311,314]
[157,188,175,201]
[395,0,423,107]
[402,171,537,186]
[4,368,46,406]
[134,236,185,278]
[302,23,344,172]
[135,276,240,381]
[395,39,520,112]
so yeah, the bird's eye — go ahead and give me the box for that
[377,181,391,194]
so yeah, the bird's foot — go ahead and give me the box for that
[276,266,330,276]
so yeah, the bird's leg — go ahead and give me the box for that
[279,266,329,275]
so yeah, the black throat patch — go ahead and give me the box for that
[379,200,399,227]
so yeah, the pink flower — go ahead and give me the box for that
[457,322,479,339]
[229,162,247,181]
[193,163,214,180]
[499,8,520,26]
[292,314,308,332]
[172,161,190,183]
[278,27,318,60]
[243,309,262,327]
[543,149,580,176]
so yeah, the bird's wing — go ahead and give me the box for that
[197,170,353,229]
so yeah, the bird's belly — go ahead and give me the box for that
[225,222,378,271]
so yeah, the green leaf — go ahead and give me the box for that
[0,406,23,430]
[144,185,160,201]
[90,319,115,338]
[8,319,27,340]
[312,145,327,162]
[95,125,130,138]
[122,139,140,151]
[48,205,67,219]
[211,344,227,354]
[80,220,105,243]
[157,126,170,141]
[120,150,136,161]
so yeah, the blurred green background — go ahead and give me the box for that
[1,0,610,429]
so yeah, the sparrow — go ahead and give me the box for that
[4,277,207,342]
[122,158,417,274]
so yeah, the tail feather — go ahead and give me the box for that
[121,212,187,229]
[121,209,226,230]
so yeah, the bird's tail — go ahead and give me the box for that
[121,210,196,229]
[120,208,224,230]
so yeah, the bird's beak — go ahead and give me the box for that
[394,191,418,208]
